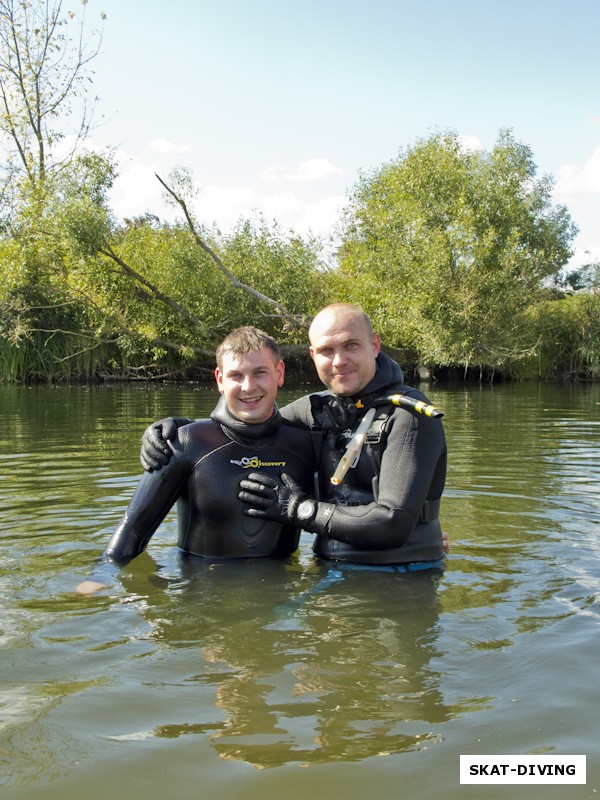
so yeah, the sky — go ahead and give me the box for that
[78,0,600,269]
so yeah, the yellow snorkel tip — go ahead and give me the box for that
[389,394,444,418]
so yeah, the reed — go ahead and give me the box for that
[0,332,119,383]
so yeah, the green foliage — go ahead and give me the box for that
[219,219,329,342]
[0,148,119,381]
[66,214,326,355]
[518,263,600,380]
[0,13,592,392]
[0,280,118,382]
[335,130,578,372]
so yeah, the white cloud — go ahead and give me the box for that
[108,153,175,221]
[296,195,348,239]
[192,185,266,230]
[103,147,345,241]
[146,137,193,154]
[286,158,344,182]
[257,191,307,224]
[258,165,285,183]
[259,157,344,184]
[565,245,600,271]
[458,134,484,152]
[555,146,600,197]
[193,186,345,240]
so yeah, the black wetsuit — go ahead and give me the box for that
[105,397,315,565]
[279,353,447,566]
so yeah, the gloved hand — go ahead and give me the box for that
[140,417,195,471]
[309,394,358,432]
[238,472,307,525]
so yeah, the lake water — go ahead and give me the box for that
[1,381,599,799]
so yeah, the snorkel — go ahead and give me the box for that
[330,395,444,486]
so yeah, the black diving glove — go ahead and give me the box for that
[310,394,358,432]
[140,417,195,471]
[238,472,307,525]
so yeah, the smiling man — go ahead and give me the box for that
[216,341,284,424]
[142,305,447,571]
[239,304,447,568]
[101,326,314,567]
[308,305,381,396]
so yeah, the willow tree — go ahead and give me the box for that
[0,0,107,379]
[336,130,578,375]
[520,261,600,380]
[59,171,325,374]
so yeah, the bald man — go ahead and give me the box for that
[142,305,447,570]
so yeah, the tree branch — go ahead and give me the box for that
[155,173,310,330]
[70,286,217,358]
[99,244,220,338]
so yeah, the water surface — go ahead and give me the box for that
[1,382,599,799]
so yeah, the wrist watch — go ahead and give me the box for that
[296,499,317,523]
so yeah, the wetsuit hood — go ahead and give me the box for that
[210,395,283,440]
[352,352,404,400]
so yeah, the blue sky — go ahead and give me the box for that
[87,0,600,267]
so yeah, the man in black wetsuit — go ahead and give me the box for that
[81,327,315,585]
[142,304,447,571]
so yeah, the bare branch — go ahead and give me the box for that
[155,173,309,330]
[99,244,220,338]
[0,0,104,194]
[70,286,216,358]
[32,328,119,362]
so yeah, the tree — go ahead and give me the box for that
[60,172,326,368]
[0,0,104,224]
[0,148,118,381]
[0,1,111,380]
[336,130,578,376]
[520,279,600,381]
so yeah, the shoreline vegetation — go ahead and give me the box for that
[1,345,597,386]
[1,5,599,386]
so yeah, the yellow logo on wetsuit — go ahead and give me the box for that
[230,456,287,468]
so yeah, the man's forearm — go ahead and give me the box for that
[304,500,419,547]
[104,515,152,565]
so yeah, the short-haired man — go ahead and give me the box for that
[102,326,315,566]
[142,305,447,571]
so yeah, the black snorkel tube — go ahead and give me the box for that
[369,394,444,418]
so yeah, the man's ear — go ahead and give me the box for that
[277,359,285,387]
[372,334,381,356]
[214,367,224,393]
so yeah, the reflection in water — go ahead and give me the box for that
[112,555,453,768]
[1,383,600,794]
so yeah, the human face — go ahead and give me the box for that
[215,347,284,424]
[309,309,381,396]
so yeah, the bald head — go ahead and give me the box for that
[308,303,374,345]
[308,304,380,396]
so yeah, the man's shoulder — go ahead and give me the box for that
[280,392,323,427]
[179,417,215,433]
[176,418,225,448]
